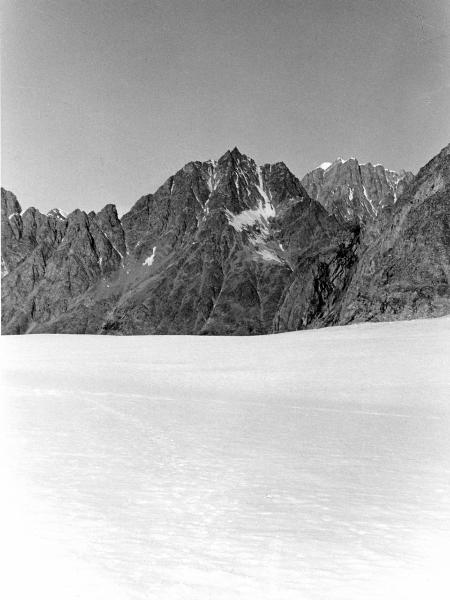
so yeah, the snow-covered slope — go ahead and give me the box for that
[2,317,450,599]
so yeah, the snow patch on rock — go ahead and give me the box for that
[256,166,273,207]
[226,207,269,232]
[363,186,377,216]
[225,199,275,233]
[143,247,157,267]
[47,208,67,221]
[226,166,275,234]
[206,160,219,193]
[256,248,283,263]
[1,257,9,277]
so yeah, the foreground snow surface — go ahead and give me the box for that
[1,318,450,600]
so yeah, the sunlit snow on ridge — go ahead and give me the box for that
[47,208,68,220]
[2,317,450,600]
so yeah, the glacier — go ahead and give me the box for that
[1,317,450,599]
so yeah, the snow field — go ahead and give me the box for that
[1,316,449,599]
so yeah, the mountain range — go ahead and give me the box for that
[2,144,449,334]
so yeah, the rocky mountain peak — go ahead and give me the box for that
[66,208,90,227]
[399,142,450,207]
[302,157,414,225]
[1,187,22,218]
[339,142,450,325]
[119,149,312,269]
[218,146,244,163]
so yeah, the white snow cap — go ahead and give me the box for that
[318,162,332,171]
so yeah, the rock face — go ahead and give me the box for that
[302,158,414,225]
[340,144,450,323]
[1,145,449,334]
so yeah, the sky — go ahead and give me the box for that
[2,0,449,216]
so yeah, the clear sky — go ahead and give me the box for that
[2,0,449,215]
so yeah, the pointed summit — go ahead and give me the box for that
[218,146,245,165]
[1,188,22,218]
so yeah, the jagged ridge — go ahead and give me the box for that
[1,144,449,334]
[302,157,414,224]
